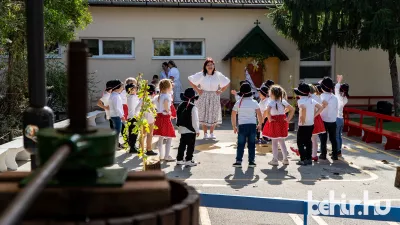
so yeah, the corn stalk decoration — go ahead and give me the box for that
[123,73,158,169]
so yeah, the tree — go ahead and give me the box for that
[270,0,400,116]
[0,0,92,136]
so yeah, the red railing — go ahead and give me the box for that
[344,107,400,131]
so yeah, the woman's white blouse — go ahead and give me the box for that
[188,71,230,92]
[168,67,180,81]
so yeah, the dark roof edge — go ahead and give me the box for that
[88,2,281,9]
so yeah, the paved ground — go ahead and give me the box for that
[17,118,400,225]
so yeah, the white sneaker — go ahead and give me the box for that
[185,160,198,167]
[204,133,210,139]
[282,158,289,165]
[210,133,216,139]
[268,159,279,166]
[176,160,185,165]
[164,155,176,162]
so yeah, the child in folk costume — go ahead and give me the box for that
[335,75,349,157]
[257,86,270,144]
[125,82,140,153]
[231,83,263,168]
[154,79,176,162]
[108,80,126,140]
[176,88,200,167]
[137,84,158,156]
[263,85,295,166]
[319,77,339,160]
[292,83,324,165]
[97,80,114,129]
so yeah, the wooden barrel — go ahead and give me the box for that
[0,171,199,225]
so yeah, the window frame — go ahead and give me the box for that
[299,46,335,83]
[80,38,135,59]
[152,38,205,60]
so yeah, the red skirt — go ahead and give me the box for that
[313,115,326,135]
[262,115,288,139]
[123,104,128,120]
[154,113,176,138]
[170,105,177,119]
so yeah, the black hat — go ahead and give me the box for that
[125,83,137,93]
[340,83,350,98]
[237,83,253,98]
[319,77,334,92]
[294,83,311,96]
[316,84,323,93]
[263,80,275,88]
[180,88,199,102]
[257,86,269,97]
[105,80,114,91]
[109,79,123,91]
[148,84,156,95]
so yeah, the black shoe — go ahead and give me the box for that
[118,143,124,149]
[233,161,242,168]
[331,156,339,161]
[305,159,313,165]
[319,155,327,160]
[146,150,158,156]
[248,161,256,167]
[296,161,307,165]
[129,147,138,154]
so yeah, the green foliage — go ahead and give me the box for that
[123,73,158,168]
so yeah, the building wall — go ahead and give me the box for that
[77,6,298,98]
[77,6,396,100]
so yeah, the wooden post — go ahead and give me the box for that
[395,167,400,188]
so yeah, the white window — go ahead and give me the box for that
[299,46,335,84]
[153,39,205,59]
[45,43,62,58]
[81,38,135,59]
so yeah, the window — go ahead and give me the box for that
[45,43,61,58]
[299,46,334,83]
[153,39,205,59]
[81,38,134,58]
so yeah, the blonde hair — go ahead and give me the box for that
[125,77,137,85]
[159,79,172,92]
[309,84,317,95]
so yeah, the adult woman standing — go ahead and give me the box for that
[160,62,169,79]
[188,58,230,139]
[168,60,182,106]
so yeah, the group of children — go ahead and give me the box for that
[231,75,350,168]
[97,77,200,167]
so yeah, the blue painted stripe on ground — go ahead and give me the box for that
[200,193,400,223]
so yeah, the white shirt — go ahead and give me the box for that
[135,97,156,124]
[320,92,339,122]
[100,92,111,120]
[120,90,128,105]
[127,94,140,119]
[178,103,200,134]
[160,70,168,79]
[259,98,270,118]
[188,71,230,92]
[268,99,290,116]
[109,92,124,118]
[311,94,322,104]
[335,83,348,118]
[297,97,318,126]
[155,93,172,115]
[233,97,260,125]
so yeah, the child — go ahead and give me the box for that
[262,85,295,166]
[154,79,176,161]
[319,77,339,160]
[335,75,349,157]
[97,80,114,129]
[125,82,140,153]
[231,83,263,168]
[310,84,325,161]
[152,75,160,93]
[142,84,158,156]
[261,79,275,89]
[108,80,125,140]
[257,86,270,143]
[294,83,323,165]
[176,88,200,166]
